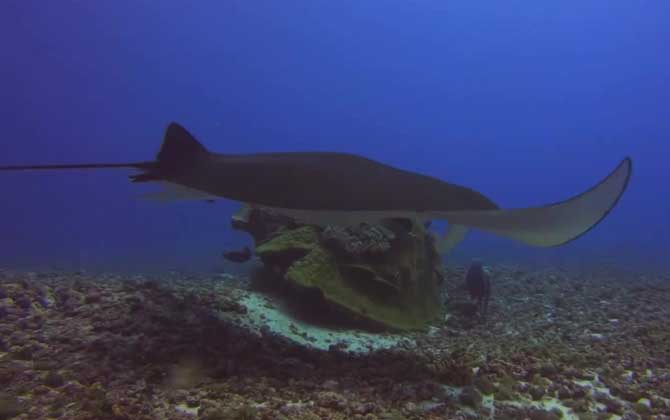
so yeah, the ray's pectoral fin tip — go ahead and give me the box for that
[438,224,469,254]
[441,156,632,248]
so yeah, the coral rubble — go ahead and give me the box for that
[0,264,668,419]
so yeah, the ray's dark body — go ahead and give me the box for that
[133,124,499,212]
[0,123,498,213]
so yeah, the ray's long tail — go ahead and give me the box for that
[0,162,156,171]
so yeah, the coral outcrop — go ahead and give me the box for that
[232,206,443,330]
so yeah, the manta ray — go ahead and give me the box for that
[0,123,632,253]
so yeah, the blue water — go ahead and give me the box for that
[1,1,668,273]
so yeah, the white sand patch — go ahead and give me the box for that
[227,292,414,353]
[572,374,626,419]
[174,403,199,416]
[489,392,578,420]
[532,398,577,420]
[482,394,495,419]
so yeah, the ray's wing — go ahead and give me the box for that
[437,157,632,247]
[437,224,470,254]
[258,158,631,252]
[140,182,219,202]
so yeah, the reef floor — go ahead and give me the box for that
[0,265,668,420]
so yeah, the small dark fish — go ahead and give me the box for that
[222,246,252,263]
[465,260,491,318]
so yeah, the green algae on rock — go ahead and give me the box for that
[236,207,443,330]
[255,226,318,257]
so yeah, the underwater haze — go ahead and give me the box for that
[1,0,668,273]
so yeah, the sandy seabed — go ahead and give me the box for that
[0,265,668,420]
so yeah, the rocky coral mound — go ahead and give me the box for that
[232,206,444,330]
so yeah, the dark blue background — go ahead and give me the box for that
[1,1,668,273]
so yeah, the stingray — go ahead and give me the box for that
[0,122,632,253]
